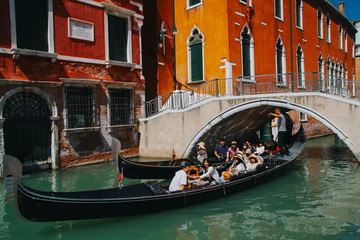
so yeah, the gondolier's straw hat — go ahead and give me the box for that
[197,142,206,150]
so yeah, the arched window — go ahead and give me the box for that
[295,0,303,29]
[276,37,286,85]
[187,26,204,82]
[339,25,343,50]
[241,25,255,80]
[344,30,348,52]
[317,8,323,38]
[326,14,331,43]
[331,60,335,88]
[326,56,331,85]
[296,45,304,88]
[318,53,324,91]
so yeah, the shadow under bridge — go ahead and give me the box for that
[183,103,285,159]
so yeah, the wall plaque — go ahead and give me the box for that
[68,18,94,42]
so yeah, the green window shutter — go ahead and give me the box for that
[15,0,48,51]
[108,15,128,62]
[191,43,203,81]
[277,51,283,74]
[189,0,201,6]
[275,0,281,18]
[296,1,301,27]
[242,40,251,77]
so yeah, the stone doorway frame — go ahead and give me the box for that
[0,87,59,177]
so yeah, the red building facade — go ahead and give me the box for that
[0,0,144,174]
[152,0,356,98]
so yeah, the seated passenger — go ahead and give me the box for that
[227,141,240,162]
[199,159,220,183]
[196,142,208,164]
[255,142,265,156]
[246,154,262,172]
[222,153,246,177]
[242,143,252,157]
[169,162,190,192]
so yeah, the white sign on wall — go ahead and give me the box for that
[68,18,94,42]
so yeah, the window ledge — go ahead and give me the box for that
[11,48,58,62]
[187,80,205,85]
[63,127,100,136]
[106,124,136,132]
[186,2,203,10]
[296,26,303,31]
[327,40,331,44]
[275,16,284,22]
[105,60,136,69]
[239,0,252,7]
[318,36,323,40]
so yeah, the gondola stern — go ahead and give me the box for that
[3,155,34,222]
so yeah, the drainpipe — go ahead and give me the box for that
[289,0,294,91]
[172,0,177,91]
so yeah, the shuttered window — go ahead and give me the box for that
[188,29,204,82]
[295,0,302,28]
[15,0,48,51]
[108,15,128,62]
[242,33,251,77]
[275,0,282,19]
[109,89,133,125]
[276,43,283,83]
[190,43,203,81]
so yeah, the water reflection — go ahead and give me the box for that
[0,135,359,240]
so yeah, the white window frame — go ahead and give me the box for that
[317,8,323,39]
[9,0,55,54]
[339,25,343,50]
[187,0,203,10]
[275,36,286,85]
[274,0,283,21]
[296,45,305,88]
[318,53,325,91]
[240,24,255,81]
[103,3,134,65]
[295,0,303,30]
[344,30,348,53]
[326,14,331,43]
[187,25,205,83]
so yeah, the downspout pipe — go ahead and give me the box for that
[289,0,294,90]
[172,0,176,90]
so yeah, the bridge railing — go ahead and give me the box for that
[145,72,360,117]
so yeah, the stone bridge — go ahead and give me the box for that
[139,93,360,161]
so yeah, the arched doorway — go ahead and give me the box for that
[3,91,51,167]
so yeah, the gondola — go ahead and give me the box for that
[3,127,305,222]
[117,154,228,179]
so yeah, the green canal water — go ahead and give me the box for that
[1,135,360,240]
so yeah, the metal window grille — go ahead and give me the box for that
[109,89,134,125]
[65,87,96,128]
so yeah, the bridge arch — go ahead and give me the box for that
[182,98,359,159]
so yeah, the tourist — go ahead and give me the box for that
[169,161,190,192]
[227,141,240,162]
[199,159,220,183]
[196,142,208,164]
[268,108,290,156]
[214,138,229,162]
[242,142,252,157]
[255,142,265,156]
[246,154,262,172]
[221,153,246,178]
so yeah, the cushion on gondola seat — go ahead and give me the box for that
[144,181,167,195]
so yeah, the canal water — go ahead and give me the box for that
[1,135,359,240]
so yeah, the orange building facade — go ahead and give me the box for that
[0,0,144,173]
[155,0,356,96]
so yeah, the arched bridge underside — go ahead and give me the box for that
[139,93,360,161]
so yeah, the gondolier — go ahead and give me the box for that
[268,108,290,156]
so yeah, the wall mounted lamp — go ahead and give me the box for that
[159,21,178,41]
